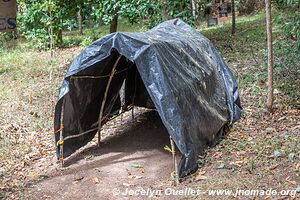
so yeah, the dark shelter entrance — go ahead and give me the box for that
[54,19,242,179]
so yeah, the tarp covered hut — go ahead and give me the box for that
[54,19,242,178]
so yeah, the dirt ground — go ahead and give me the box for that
[23,110,183,200]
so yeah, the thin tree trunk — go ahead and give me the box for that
[110,15,118,33]
[191,0,197,22]
[56,28,63,47]
[231,0,236,35]
[49,11,54,56]
[265,0,274,112]
[78,1,83,35]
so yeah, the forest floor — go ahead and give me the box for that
[0,13,299,199]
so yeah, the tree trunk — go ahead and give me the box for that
[56,29,63,47]
[78,1,84,35]
[49,11,54,56]
[265,0,274,112]
[231,0,236,35]
[191,0,197,22]
[110,15,118,33]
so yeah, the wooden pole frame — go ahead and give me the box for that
[59,98,65,167]
[97,54,122,146]
[170,136,179,185]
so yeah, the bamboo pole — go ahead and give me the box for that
[170,136,179,185]
[97,54,122,146]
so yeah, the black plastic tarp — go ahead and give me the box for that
[54,19,242,178]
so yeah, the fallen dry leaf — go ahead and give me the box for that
[198,170,206,175]
[128,175,143,179]
[265,164,279,171]
[230,159,248,167]
[212,152,222,158]
[0,183,7,190]
[195,175,208,181]
[92,177,99,184]
[296,163,300,170]
[287,180,297,185]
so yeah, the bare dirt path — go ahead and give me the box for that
[24,111,181,200]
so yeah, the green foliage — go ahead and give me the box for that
[143,0,196,28]
[62,36,83,47]
[15,0,197,48]
[274,0,299,8]
[63,19,78,31]
[80,36,93,47]
[163,0,195,25]
[18,0,64,49]
[98,0,160,25]
[0,32,14,49]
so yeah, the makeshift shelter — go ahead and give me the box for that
[54,19,242,178]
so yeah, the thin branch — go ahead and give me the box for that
[97,54,122,146]
[70,67,128,80]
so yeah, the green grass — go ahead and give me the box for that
[199,11,300,107]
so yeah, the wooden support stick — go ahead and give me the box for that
[131,106,134,119]
[170,136,179,186]
[97,54,122,146]
[59,99,65,168]
[59,139,64,167]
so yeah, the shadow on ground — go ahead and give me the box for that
[24,110,181,200]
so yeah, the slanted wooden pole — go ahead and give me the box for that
[170,136,179,185]
[58,99,65,168]
[59,132,64,167]
[97,54,122,146]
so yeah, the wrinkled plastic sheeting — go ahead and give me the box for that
[54,19,242,178]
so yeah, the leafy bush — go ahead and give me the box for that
[0,33,12,49]
[80,36,93,47]
[18,0,66,49]
[63,36,83,47]
[272,2,300,104]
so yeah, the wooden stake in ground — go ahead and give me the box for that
[59,99,65,168]
[170,136,179,186]
[97,54,122,146]
[265,0,274,112]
